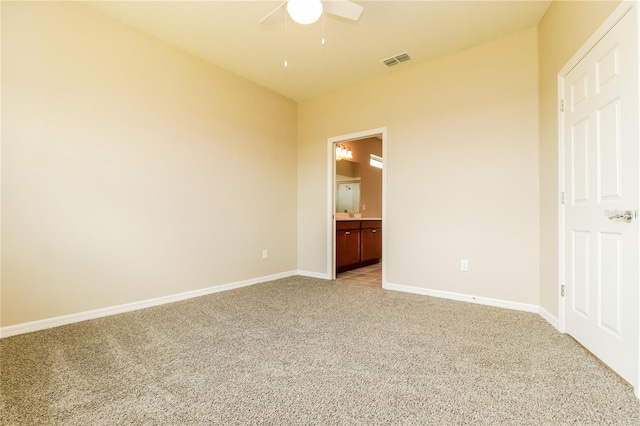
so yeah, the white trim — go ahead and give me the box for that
[635,0,640,399]
[383,282,539,313]
[558,1,633,77]
[0,270,298,338]
[557,67,566,333]
[538,306,560,330]
[296,270,331,280]
[326,127,387,283]
[327,137,335,279]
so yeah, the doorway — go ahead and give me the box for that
[558,3,639,394]
[326,128,387,285]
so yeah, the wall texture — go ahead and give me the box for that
[298,28,540,306]
[1,2,298,327]
[537,0,621,319]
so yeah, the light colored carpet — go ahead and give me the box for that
[1,276,639,425]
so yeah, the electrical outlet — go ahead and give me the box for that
[460,259,469,272]
[262,249,268,259]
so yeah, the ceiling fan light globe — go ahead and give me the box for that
[287,0,323,25]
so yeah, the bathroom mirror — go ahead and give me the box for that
[336,159,361,214]
[336,182,360,214]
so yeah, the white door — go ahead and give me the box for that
[563,8,639,389]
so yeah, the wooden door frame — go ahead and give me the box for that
[557,0,639,397]
[326,127,387,283]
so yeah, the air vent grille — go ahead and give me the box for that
[395,53,411,62]
[382,52,411,67]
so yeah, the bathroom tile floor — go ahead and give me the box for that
[335,263,382,287]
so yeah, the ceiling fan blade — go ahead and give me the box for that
[322,0,364,21]
[259,1,287,26]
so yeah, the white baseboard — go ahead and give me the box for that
[2,273,561,339]
[383,282,539,313]
[538,306,560,330]
[296,270,331,280]
[0,270,298,339]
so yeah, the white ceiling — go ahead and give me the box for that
[86,0,552,102]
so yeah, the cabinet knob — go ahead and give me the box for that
[372,230,376,233]
[345,232,351,235]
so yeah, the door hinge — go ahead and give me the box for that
[560,192,565,205]
[561,284,565,297]
[560,100,565,112]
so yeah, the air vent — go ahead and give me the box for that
[382,52,411,67]
[383,57,399,66]
[395,53,411,62]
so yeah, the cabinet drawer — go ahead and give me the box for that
[361,220,382,229]
[336,221,361,230]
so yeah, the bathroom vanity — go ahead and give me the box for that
[336,219,382,273]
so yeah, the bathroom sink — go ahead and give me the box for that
[335,213,361,219]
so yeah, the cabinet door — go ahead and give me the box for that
[361,228,382,262]
[336,230,361,268]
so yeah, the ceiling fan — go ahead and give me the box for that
[260,0,364,26]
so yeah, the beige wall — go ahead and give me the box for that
[298,28,540,305]
[1,2,298,327]
[537,0,621,318]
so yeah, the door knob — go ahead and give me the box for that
[607,210,634,223]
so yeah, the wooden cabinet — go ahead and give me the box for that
[361,220,382,262]
[336,220,382,273]
[336,221,361,269]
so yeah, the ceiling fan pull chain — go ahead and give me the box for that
[284,12,288,67]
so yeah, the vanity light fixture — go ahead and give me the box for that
[335,144,353,161]
[287,0,323,25]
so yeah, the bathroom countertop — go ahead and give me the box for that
[335,217,382,221]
